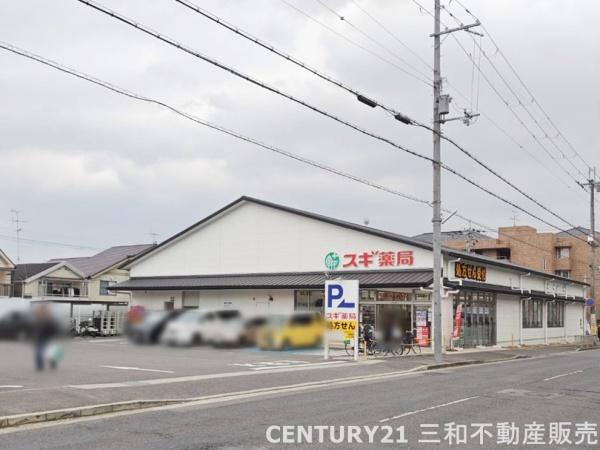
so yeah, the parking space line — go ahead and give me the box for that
[250,361,345,370]
[99,365,175,374]
[0,385,23,389]
[72,360,382,390]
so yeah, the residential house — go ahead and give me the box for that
[0,249,15,297]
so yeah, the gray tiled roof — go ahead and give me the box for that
[555,226,598,237]
[13,262,59,281]
[115,270,434,291]
[412,230,492,243]
[51,244,155,278]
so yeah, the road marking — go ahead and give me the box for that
[379,396,480,423]
[250,361,346,370]
[72,360,382,390]
[99,365,175,374]
[0,385,23,389]
[543,370,583,381]
[3,368,425,434]
[81,339,124,343]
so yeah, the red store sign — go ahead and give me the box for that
[342,250,414,269]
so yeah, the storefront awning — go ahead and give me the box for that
[113,269,434,291]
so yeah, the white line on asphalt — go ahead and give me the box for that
[99,366,175,374]
[543,370,583,381]
[72,360,382,390]
[0,385,23,389]
[82,339,124,343]
[250,361,346,370]
[2,368,425,434]
[378,396,480,423]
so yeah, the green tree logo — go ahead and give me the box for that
[324,252,340,270]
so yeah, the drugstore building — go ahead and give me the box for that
[116,197,588,349]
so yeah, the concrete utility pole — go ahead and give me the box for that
[431,0,443,363]
[430,1,481,363]
[587,169,599,318]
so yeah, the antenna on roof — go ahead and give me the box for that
[10,209,26,263]
[149,232,160,245]
[363,218,370,227]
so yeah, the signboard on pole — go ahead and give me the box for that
[452,303,463,340]
[324,280,359,361]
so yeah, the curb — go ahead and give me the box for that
[0,399,187,429]
[419,354,530,371]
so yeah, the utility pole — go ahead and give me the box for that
[431,0,443,363]
[10,209,25,263]
[431,1,481,363]
[587,168,599,331]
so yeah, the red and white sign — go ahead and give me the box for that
[452,303,463,340]
[342,250,414,269]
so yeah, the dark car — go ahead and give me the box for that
[127,310,183,344]
[0,310,33,341]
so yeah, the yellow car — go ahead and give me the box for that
[257,312,323,350]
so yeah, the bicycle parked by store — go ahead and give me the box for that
[344,324,383,356]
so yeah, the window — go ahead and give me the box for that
[554,270,570,279]
[547,301,565,328]
[99,280,116,296]
[522,298,544,328]
[555,247,570,259]
[294,290,324,312]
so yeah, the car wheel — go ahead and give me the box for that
[281,339,292,351]
[192,334,203,346]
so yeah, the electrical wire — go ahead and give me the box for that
[453,0,593,173]
[441,3,589,181]
[313,0,433,83]
[173,0,588,235]
[0,40,594,269]
[349,0,433,71]
[411,0,587,193]
[74,0,593,244]
[277,0,432,88]
[0,233,102,251]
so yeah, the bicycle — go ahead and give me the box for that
[344,336,382,356]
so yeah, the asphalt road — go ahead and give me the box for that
[1,348,598,449]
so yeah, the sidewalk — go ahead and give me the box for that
[0,343,592,424]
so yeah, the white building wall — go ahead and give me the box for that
[131,202,433,277]
[131,289,295,315]
[496,294,520,347]
[565,302,584,340]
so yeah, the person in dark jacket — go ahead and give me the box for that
[31,305,58,371]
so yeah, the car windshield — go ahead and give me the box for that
[177,310,203,322]
[216,310,240,320]
[266,315,288,327]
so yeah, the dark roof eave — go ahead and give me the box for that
[115,281,433,291]
[445,279,586,302]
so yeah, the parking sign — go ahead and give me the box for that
[324,280,359,360]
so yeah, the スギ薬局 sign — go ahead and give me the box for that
[324,250,414,270]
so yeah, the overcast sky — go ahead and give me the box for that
[1,0,598,263]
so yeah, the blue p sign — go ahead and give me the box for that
[327,283,355,309]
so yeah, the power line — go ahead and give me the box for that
[313,0,433,83]
[441,3,589,181]
[277,0,432,88]
[349,0,433,71]
[0,233,102,251]
[410,0,587,192]
[452,0,593,173]
[1,40,593,268]
[173,0,586,235]
[74,0,593,244]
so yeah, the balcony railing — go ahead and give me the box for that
[38,280,88,298]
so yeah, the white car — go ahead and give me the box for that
[160,309,211,346]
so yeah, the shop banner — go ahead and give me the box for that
[452,303,463,340]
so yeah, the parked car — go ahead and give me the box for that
[160,309,211,346]
[0,310,33,341]
[199,309,242,346]
[127,310,183,344]
[256,312,323,350]
[210,311,260,347]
